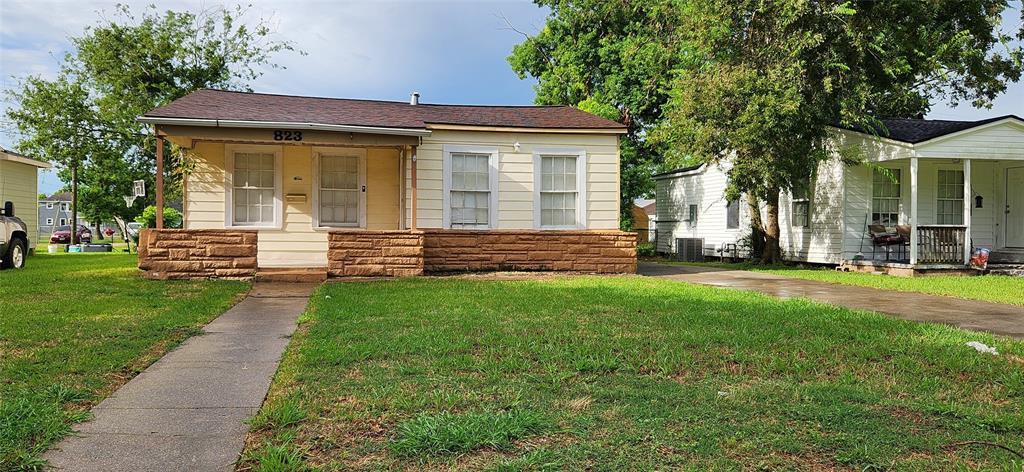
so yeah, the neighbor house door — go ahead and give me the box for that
[1007,167,1024,247]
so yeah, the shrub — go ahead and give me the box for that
[135,205,182,229]
[637,242,656,257]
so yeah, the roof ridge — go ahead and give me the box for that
[199,88,571,109]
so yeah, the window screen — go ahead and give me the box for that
[450,152,491,228]
[319,154,360,226]
[540,155,578,227]
[232,152,276,225]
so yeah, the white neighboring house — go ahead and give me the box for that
[654,115,1024,272]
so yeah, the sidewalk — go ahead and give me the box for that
[639,262,1024,338]
[44,283,316,471]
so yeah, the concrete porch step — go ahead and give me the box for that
[990,250,1024,264]
[255,268,328,283]
[986,264,1024,277]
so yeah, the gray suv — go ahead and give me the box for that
[1,201,29,269]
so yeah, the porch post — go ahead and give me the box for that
[909,157,918,265]
[155,131,165,230]
[963,158,972,264]
[410,144,418,230]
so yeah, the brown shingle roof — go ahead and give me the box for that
[143,89,626,131]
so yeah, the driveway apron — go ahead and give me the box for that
[44,282,317,471]
[640,262,1024,338]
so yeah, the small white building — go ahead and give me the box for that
[654,115,1024,273]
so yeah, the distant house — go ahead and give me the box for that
[38,191,75,235]
[631,199,655,242]
[1,146,51,250]
[653,115,1024,274]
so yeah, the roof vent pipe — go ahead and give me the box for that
[410,91,420,105]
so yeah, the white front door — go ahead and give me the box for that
[1007,167,1024,247]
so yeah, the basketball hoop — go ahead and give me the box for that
[123,195,137,208]
[133,180,146,198]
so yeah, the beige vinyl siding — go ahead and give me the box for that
[413,129,620,230]
[0,160,40,248]
[184,142,227,229]
[258,146,327,268]
[654,164,751,255]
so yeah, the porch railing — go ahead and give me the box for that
[916,225,966,264]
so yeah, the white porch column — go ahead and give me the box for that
[909,157,919,265]
[963,159,972,264]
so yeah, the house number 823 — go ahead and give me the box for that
[274,130,303,141]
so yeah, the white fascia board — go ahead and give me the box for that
[138,116,432,137]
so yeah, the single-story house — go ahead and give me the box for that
[1,146,51,252]
[654,115,1024,275]
[136,89,636,279]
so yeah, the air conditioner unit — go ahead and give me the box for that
[675,238,704,262]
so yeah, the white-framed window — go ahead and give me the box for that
[791,179,811,228]
[726,199,740,229]
[225,145,282,228]
[313,149,366,228]
[533,148,587,229]
[46,218,53,225]
[46,202,54,209]
[443,145,498,229]
[61,203,69,211]
[872,168,901,227]
[937,169,964,225]
[59,218,67,226]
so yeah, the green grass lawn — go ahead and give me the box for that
[0,253,249,470]
[242,276,1024,471]
[650,259,1024,307]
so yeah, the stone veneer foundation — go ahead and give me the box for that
[138,229,257,279]
[327,231,425,277]
[422,229,637,274]
[140,229,636,279]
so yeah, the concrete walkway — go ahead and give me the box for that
[45,283,316,471]
[640,262,1024,338]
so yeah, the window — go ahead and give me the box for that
[46,218,53,225]
[726,199,740,229]
[872,168,901,227]
[230,151,277,226]
[687,204,698,223]
[318,154,362,227]
[791,179,811,228]
[59,218,66,226]
[534,149,586,229]
[61,203,69,211]
[937,169,964,225]
[443,146,497,229]
[46,202,53,209]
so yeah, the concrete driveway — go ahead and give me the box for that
[640,262,1024,338]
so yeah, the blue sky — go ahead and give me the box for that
[1,0,1021,195]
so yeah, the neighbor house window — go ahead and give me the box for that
[872,168,901,227]
[444,146,498,229]
[46,218,53,225]
[231,151,277,226]
[726,199,740,229]
[61,203,69,211]
[791,179,811,228]
[318,154,362,227]
[687,204,698,224]
[534,149,586,229]
[59,218,66,226]
[46,202,53,209]
[937,169,964,225]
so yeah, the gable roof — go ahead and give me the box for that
[140,89,626,134]
[41,191,71,202]
[841,115,1023,144]
[0,146,51,168]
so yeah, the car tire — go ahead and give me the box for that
[2,238,26,269]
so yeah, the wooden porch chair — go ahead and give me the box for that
[868,224,903,261]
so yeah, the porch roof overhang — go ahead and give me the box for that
[137,116,433,137]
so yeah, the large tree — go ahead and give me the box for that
[508,0,689,228]
[6,4,299,240]
[512,0,1022,260]
[657,0,1023,262]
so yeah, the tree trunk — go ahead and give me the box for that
[762,188,782,264]
[746,194,766,259]
[95,220,103,240]
[71,164,79,245]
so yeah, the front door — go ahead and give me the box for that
[1007,167,1024,247]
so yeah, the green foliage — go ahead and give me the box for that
[0,254,248,470]
[390,410,549,457]
[135,206,182,229]
[5,4,300,228]
[636,242,656,257]
[250,395,307,430]
[246,443,308,472]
